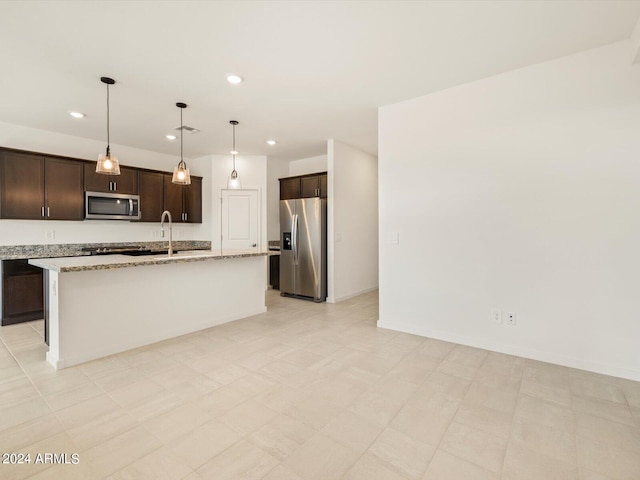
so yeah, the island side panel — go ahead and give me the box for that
[45,270,61,368]
[49,256,267,369]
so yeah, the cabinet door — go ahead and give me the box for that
[113,167,138,194]
[300,176,320,198]
[280,177,300,200]
[318,173,327,198]
[163,174,183,221]
[183,177,202,223]
[138,171,164,222]
[45,157,84,220]
[85,163,137,193]
[0,150,45,219]
[1,260,44,325]
[84,163,111,192]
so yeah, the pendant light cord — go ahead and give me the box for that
[106,83,110,152]
[232,122,236,170]
[180,107,183,165]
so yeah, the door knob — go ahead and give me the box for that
[251,243,257,247]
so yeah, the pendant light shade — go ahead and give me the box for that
[227,120,241,189]
[96,77,121,175]
[172,102,191,185]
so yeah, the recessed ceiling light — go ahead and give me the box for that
[266,140,277,146]
[68,111,85,119]
[166,134,177,140]
[230,150,239,155]
[226,74,243,85]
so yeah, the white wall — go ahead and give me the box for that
[327,140,378,303]
[0,121,211,245]
[289,155,327,176]
[378,40,640,381]
[208,154,267,250]
[267,158,290,241]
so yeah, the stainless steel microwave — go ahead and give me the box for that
[85,191,141,220]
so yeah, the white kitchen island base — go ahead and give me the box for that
[35,253,269,369]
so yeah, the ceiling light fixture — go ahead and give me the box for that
[228,120,241,189]
[165,134,176,140]
[96,77,120,175]
[226,74,243,85]
[172,102,191,185]
[69,111,85,119]
[266,140,277,146]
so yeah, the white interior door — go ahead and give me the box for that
[221,189,259,251]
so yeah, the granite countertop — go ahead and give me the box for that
[0,241,211,260]
[29,248,279,273]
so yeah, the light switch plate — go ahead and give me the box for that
[389,232,399,244]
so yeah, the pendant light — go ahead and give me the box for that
[172,102,191,185]
[96,77,121,175]
[228,120,241,189]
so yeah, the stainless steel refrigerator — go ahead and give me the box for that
[279,198,327,302]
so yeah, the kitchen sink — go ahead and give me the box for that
[151,250,213,258]
[121,250,180,256]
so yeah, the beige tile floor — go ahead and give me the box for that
[1,290,639,479]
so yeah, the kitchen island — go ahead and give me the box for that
[29,249,276,369]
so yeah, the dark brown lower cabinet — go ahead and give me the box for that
[269,254,280,290]
[1,260,44,326]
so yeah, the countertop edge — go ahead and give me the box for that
[29,250,279,273]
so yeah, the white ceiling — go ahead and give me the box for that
[1,1,639,164]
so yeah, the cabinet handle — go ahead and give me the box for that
[41,206,45,217]
[114,181,117,191]
[47,207,50,217]
[185,212,188,221]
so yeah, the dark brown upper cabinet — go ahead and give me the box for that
[45,157,85,220]
[0,150,84,220]
[0,150,44,219]
[280,177,301,200]
[84,163,138,194]
[137,171,164,222]
[183,177,202,224]
[163,174,202,223]
[281,172,327,200]
[300,173,327,198]
[0,147,202,223]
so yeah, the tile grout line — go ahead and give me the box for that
[498,356,527,480]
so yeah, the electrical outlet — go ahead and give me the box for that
[491,307,502,324]
[505,312,516,326]
[45,230,55,240]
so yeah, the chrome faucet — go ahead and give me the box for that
[160,210,173,257]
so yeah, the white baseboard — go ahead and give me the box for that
[333,286,379,303]
[377,318,640,382]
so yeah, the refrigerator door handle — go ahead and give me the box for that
[292,213,299,265]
